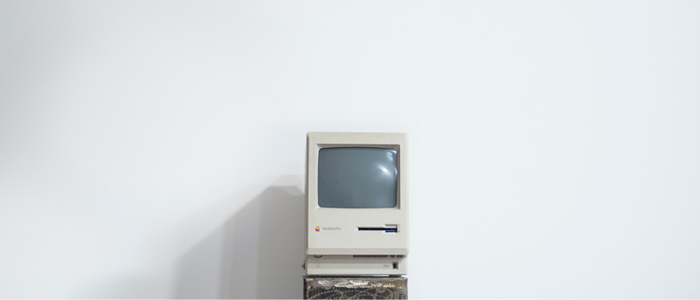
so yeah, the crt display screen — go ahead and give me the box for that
[318,147,397,208]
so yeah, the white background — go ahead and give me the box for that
[1,1,699,298]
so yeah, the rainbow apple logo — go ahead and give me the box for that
[315,226,320,232]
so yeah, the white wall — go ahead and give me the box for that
[1,1,699,298]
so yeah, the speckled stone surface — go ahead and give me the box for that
[303,276,407,299]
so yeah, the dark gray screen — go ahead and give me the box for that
[318,147,397,208]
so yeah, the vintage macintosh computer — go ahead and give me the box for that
[305,132,408,276]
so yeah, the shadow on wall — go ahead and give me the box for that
[173,183,305,299]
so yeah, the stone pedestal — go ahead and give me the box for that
[303,276,407,299]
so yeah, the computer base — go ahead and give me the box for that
[303,276,407,299]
